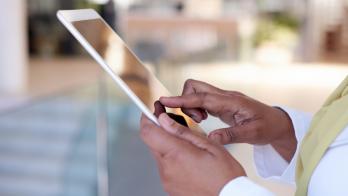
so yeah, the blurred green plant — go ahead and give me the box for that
[76,0,103,11]
[253,12,300,48]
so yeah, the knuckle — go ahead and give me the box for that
[185,79,195,86]
[183,79,198,93]
[225,128,238,142]
[183,79,193,90]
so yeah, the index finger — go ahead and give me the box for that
[160,93,230,115]
[181,80,225,121]
[182,79,225,95]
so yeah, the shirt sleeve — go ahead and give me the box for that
[253,107,312,184]
[219,108,312,195]
[219,176,275,196]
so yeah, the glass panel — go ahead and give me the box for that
[0,77,167,196]
[0,84,98,196]
[100,75,166,196]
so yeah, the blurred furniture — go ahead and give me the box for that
[124,15,238,61]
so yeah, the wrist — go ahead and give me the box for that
[270,107,297,162]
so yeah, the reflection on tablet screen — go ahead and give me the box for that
[72,19,203,133]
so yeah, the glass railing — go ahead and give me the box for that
[0,74,165,196]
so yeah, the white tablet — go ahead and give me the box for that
[57,9,203,133]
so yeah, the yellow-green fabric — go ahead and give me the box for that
[295,76,348,196]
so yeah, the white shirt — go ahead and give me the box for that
[219,107,348,196]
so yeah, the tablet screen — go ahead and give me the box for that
[73,19,166,109]
[72,19,202,132]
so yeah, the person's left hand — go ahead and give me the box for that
[140,112,246,196]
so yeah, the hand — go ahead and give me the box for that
[159,79,296,162]
[140,113,246,196]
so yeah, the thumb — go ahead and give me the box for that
[208,126,250,145]
[158,113,215,152]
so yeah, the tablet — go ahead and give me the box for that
[57,9,203,133]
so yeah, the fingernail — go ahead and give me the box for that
[159,113,174,126]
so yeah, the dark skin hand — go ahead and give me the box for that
[140,113,246,196]
[159,79,297,162]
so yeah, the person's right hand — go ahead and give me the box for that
[159,79,297,162]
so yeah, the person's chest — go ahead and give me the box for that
[308,126,348,195]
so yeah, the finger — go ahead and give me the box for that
[180,107,208,123]
[181,108,205,123]
[154,100,166,118]
[182,79,226,96]
[196,108,208,120]
[158,113,217,153]
[180,79,222,122]
[140,114,186,156]
[160,94,209,122]
[208,125,255,145]
[180,80,240,121]
[160,93,226,116]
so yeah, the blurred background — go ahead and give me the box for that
[0,0,348,196]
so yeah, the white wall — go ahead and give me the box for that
[0,0,28,94]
